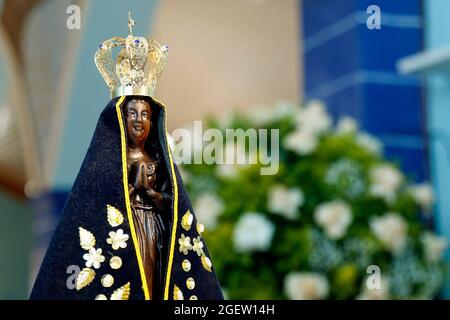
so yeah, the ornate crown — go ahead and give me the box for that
[94,12,169,98]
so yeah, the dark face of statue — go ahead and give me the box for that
[125,99,151,147]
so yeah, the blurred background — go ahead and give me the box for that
[0,0,449,299]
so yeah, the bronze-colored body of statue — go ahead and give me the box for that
[125,99,168,300]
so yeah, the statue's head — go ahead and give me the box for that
[125,99,152,147]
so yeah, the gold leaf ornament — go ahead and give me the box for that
[110,282,131,300]
[197,222,205,235]
[76,268,96,291]
[201,255,213,272]
[181,210,193,231]
[107,205,124,227]
[173,285,184,300]
[79,227,96,250]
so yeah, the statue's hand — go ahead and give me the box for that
[146,187,164,210]
[146,187,157,197]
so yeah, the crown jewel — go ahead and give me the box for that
[95,12,168,98]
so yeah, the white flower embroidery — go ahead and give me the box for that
[83,248,105,269]
[193,193,224,229]
[192,237,204,256]
[178,234,192,255]
[107,229,129,250]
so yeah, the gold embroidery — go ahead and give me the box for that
[95,294,108,300]
[107,229,129,250]
[173,285,184,300]
[109,256,123,269]
[201,255,212,272]
[107,204,124,227]
[192,236,204,256]
[186,277,195,290]
[181,210,193,231]
[178,234,192,255]
[182,259,191,272]
[101,274,114,288]
[189,295,198,300]
[83,248,105,269]
[197,222,205,235]
[76,268,96,291]
[79,227,96,251]
[110,282,131,300]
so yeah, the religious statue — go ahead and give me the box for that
[30,13,223,300]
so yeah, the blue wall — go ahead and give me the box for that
[302,0,426,181]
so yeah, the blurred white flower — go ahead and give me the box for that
[313,200,352,239]
[284,272,329,300]
[295,100,332,134]
[409,183,435,211]
[421,232,448,263]
[369,164,404,203]
[273,101,298,119]
[246,101,299,126]
[233,212,275,252]
[268,185,304,220]
[370,212,408,254]
[215,142,252,178]
[336,116,358,134]
[356,132,383,155]
[357,277,390,300]
[216,164,239,179]
[246,105,275,126]
[194,193,224,229]
[220,141,252,166]
[283,129,318,155]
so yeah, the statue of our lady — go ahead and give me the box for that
[30,13,223,300]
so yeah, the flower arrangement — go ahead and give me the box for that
[180,100,448,299]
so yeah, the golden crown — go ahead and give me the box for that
[94,12,169,98]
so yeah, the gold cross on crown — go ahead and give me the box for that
[128,11,135,35]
